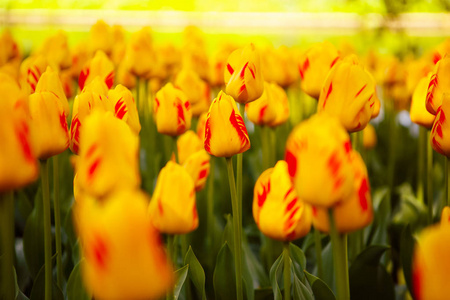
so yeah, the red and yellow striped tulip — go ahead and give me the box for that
[21,55,51,93]
[426,54,450,115]
[35,66,70,117]
[174,68,211,117]
[183,150,211,192]
[79,50,115,91]
[253,160,312,241]
[36,30,71,70]
[108,84,141,134]
[224,43,264,104]
[196,112,208,141]
[0,30,21,66]
[177,130,203,165]
[148,161,198,234]
[430,94,450,157]
[124,27,156,78]
[204,91,250,157]
[410,73,435,129]
[154,83,192,136]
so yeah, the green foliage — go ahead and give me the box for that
[184,247,207,300]
[66,260,91,300]
[174,265,189,299]
[304,271,335,300]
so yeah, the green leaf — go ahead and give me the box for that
[67,259,91,300]
[320,241,335,292]
[349,245,395,300]
[254,287,273,300]
[304,271,336,300]
[184,246,206,300]
[289,243,307,281]
[213,242,236,300]
[174,265,189,300]
[400,225,416,297]
[269,252,284,300]
[366,187,390,246]
[292,273,314,300]
[30,255,64,300]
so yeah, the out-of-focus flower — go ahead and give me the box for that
[440,206,450,228]
[88,20,113,55]
[148,161,198,234]
[311,151,373,233]
[34,66,70,117]
[285,113,354,207]
[410,73,435,129]
[111,25,126,67]
[79,50,115,91]
[75,111,140,198]
[412,224,450,300]
[204,91,250,157]
[124,27,156,78]
[362,123,377,150]
[0,80,38,192]
[261,46,298,88]
[430,94,450,157]
[155,43,181,77]
[183,150,210,192]
[70,40,91,80]
[338,40,356,58]
[298,41,340,99]
[406,58,433,98]
[36,30,71,70]
[154,83,191,136]
[246,81,289,127]
[108,84,141,134]
[177,130,203,165]
[76,190,173,300]
[174,68,211,117]
[426,55,450,115]
[0,30,21,66]
[253,160,312,241]
[116,62,136,90]
[209,43,237,87]
[21,55,52,93]
[224,43,264,104]
[197,112,208,140]
[318,55,377,132]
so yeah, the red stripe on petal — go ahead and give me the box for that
[88,159,101,180]
[79,68,89,91]
[355,84,367,98]
[229,110,249,147]
[240,62,249,79]
[330,56,339,68]
[227,63,234,75]
[285,150,297,178]
[358,178,370,212]
[105,71,114,89]
[204,114,212,153]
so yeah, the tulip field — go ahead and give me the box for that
[2,12,450,300]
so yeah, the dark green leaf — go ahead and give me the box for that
[184,246,206,300]
[269,252,284,300]
[174,265,189,300]
[67,259,91,300]
[320,241,335,292]
[289,243,307,281]
[366,187,390,246]
[30,255,64,300]
[400,225,416,297]
[254,287,273,300]
[213,242,236,300]
[292,273,314,300]
[304,271,335,300]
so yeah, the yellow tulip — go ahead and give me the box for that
[183,150,211,191]
[174,68,211,117]
[21,55,52,93]
[362,123,377,150]
[182,43,210,82]
[253,160,312,241]
[76,190,173,300]
[440,206,450,228]
[285,113,354,207]
[0,29,21,66]
[204,91,250,157]
[79,50,115,91]
[70,40,91,80]
[426,54,450,115]
[224,43,264,104]
[36,30,71,70]
[116,62,136,90]
[412,224,450,300]
[261,46,298,88]
[406,59,433,99]
[148,161,198,234]
[410,73,435,129]
[318,55,377,132]
[75,111,140,198]
[154,83,192,136]
[108,84,141,134]
[430,94,450,157]
[88,20,113,55]
[196,112,208,141]
[124,27,156,78]
[209,43,237,87]
[310,151,373,233]
[298,41,340,99]
[35,66,70,117]
[177,130,203,165]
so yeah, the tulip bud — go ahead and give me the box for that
[154,83,192,136]
[204,91,250,157]
[174,68,211,117]
[224,43,264,104]
[0,30,21,66]
[440,206,450,228]
[183,150,211,191]
[116,62,136,89]
[21,55,52,93]
[426,55,450,115]
[124,27,156,78]
[285,113,354,207]
[88,20,113,55]
[196,112,208,141]
[108,84,141,134]
[298,41,340,99]
[430,94,450,157]
[76,190,173,300]
[35,66,70,117]
[412,225,450,300]
[246,81,289,127]
[362,123,377,150]
[79,50,115,91]
[310,151,373,233]
[37,30,71,70]
[70,41,90,80]
[148,161,198,234]
[253,160,312,241]
[410,73,435,129]
[318,55,377,132]
[209,43,237,87]
[75,111,140,198]
[177,130,203,165]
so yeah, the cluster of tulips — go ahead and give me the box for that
[2,18,450,300]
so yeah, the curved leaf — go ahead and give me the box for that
[184,246,206,300]
[304,271,335,300]
[30,255,64,300]
[67,259,91,300]
[269,252,284,300]
[213,242,236,300]
[400,225,416,297]
[174,265,189,300]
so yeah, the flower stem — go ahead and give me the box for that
[207,158,215,251]
[226,157,243,300]
[283,242,291,300]
[314,228,324,279]
[1,191,15,300]
[427,130,433,224]
[166,235,174,300]
[447,157,450,207]
[40,160,52,300]
[417,126,426,203]
[328,209,350,300]
[52,155,63,288]
[237,105,245,226]
[173,137,179,163]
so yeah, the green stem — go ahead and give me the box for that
[173,235,179,268]
[261,126,269,170]
[237,104,245,226]
[136,76,140,112]
[417,126,426,203]
[427,130,433,224]
[269,127,276,166]
[180,235,188,261]
[52,156,63,288]
[328,209,350,300]
[173,137,179,163]
[41,160,52,300]
[447,157,450,207]
[283,242,291,300]
[226,157,243,300]
[314,228,324,279]
[166,235,174,300]
[1,192,15,300]
[207,158,215,251]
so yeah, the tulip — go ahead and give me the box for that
[406,59,433,99]
[253,160,312,241]
[35,66,70,117]
[154,83,192,136]
[224,43,264,104]
[88,20,113,55]
[177,130,203,165]
[36,31,71,70]
[75,111,140,198]
[204,91,250,157]
[116,62,136,90]
[410,73,435,129]
[183,150,211,191]
[148,161,198,234]
[412,224,450,300]
[111,25,126,67]
[0,29,21,66]
[70,40,91,80]
[174,68,211,117]
[76,190,173,300]
[430,94,450,157]
[124,27,156,78]
[246,81,289,127]
[285,113,354,207]
[108,84,141,134]
[440,206,450,227]
[362,123,377,150]
[298,41,340,99]
[209,43,237,87]
[79,50,115,91]
[318,55,377,132]
[21,55,52,93]
[426,55,450,115]
[196,112,208,141]
[310,151,373,233]
[261,46,298,88]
